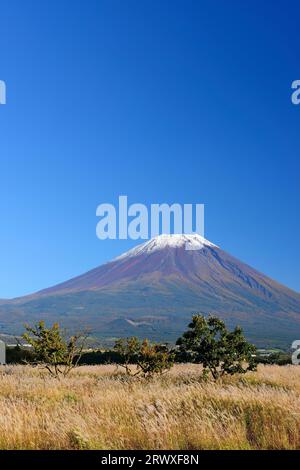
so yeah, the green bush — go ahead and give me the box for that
[176,314,256,380]
[114,337,175,378]
[22,321,88,378]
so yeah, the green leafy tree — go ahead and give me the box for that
[114,337,175,378]
[114,337,141,375]
[22,321,88,378]
[176,315,256,380]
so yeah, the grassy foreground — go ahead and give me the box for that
[0,364,299,450]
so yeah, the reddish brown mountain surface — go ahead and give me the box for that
[0,234,299,347]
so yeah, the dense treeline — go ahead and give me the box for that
[6,345,35,364]
[6,344,191,365]
[4,316,292,376]
[7,344,291,366]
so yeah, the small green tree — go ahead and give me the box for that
[114,337,175,378]
[176,315,256,380]
[114,337,141,376]
[22,321,88,378]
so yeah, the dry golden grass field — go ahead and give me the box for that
[0,363,299,450]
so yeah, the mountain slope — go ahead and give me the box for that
[0,234,299,347]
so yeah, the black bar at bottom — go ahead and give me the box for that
[0,450,297,465]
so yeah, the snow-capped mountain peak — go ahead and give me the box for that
[115,233,217,261]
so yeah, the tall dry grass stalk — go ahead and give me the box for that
[0,364,299,450]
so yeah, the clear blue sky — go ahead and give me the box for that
[0,0,299,298]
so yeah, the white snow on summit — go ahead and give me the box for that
[115,234,217,261]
